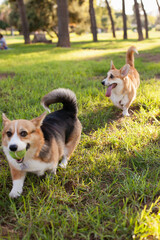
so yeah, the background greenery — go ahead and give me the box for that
[0,31,160,239]
[0,0,159,36]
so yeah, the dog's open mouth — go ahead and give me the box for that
[106,83,117,97]
[16,158,24,164]
[9,143,30,164]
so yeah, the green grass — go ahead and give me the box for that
[0,31,160,239]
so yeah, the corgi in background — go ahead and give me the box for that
[2,88,82,198]
[101,46,140,116]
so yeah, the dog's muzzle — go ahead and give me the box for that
[101,80,105,86]
[9,144,18,152]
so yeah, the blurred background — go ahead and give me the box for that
[0,0,159,45]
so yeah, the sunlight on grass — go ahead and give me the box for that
[134,197,160,240]
[0,31,160,239]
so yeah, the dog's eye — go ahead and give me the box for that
[110,74,114,79]
[20,131,28,137]
[6,131,12,137]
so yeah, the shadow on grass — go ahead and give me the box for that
[5,37,160,56]
[1,44,160,78]
[80,105,122,134]
[80,102,142,135]
[5,42,57,56]
[0,126,159,239]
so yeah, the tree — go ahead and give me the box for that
[89,0,98,42]
[140,0,148,39]
[0,1,10,27]
[105,0,116,38]
[134,0,144,41]
[155,0,160,14]
[122,0,127,39]
[69,0,90,35]
[9,0,88,40]
[10,0,58,38]
[95,3,109,32]
[0,20,8,30]
[57,0,70,47]
[16,0,30,44]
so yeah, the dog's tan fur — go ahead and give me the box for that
[102,46,140,116]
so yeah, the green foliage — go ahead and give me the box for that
[95,4,123,31]
[96,4,109,30]
[9,1,21,31]
[0,32,160,239]
[8,0,88,34]
[9,0,57,33]
[0,19,8,29]
[69,0,90,34]
[27,0,57,32]
[101,15,108,29]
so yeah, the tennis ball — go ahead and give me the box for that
[9,149,26,160]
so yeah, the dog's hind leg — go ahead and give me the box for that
[59,148,69,169]
[50,139,60,174]
[59,120,82,168]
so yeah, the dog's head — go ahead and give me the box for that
[101,61,130,97]
[2,112,46,163]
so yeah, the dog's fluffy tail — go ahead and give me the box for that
[41,88,78,116]
[126,46,138,67]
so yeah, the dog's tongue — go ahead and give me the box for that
[106,85,114,97]
[16,158,24,163]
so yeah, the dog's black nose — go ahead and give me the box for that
[9,144,18,152]
[101,80,105,86]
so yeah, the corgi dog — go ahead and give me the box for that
[2,88,82,198]
[101,46,140,116]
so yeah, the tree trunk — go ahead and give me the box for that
[140,0,149,39]
[89,0,98,42]
[16,0,30,44]
[105,0,116,38]
[57,0,70,47]
[11,27,14,36]
[134,0,144,41]
[155,0,160,14]
[122,0,127,39]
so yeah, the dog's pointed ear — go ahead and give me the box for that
[120,64,130,78]
[31,112,47,128]
[2,113,10,126]
[110,60,116,70]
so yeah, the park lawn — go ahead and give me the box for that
[0,31,160,239]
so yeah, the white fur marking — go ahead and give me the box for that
[122,108,130,116]
[8,121,27,151]
[41,102,51,113]
[59,148,68,168]
[9,176,26,198]
[23,158,53,174]
[59,157,68,168]
[134,48,139,55]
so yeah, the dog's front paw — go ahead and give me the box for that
[59,157,68,169]
[123,113,130,117]
[59,162,67,169]
[36,170,45,177]
[9,189,22,198]
[122,109,130,117]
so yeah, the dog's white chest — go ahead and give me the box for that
[22,159,53,176]
[110,91,129,109]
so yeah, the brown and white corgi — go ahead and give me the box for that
[2,88,82,198]
[101,46,140,116]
